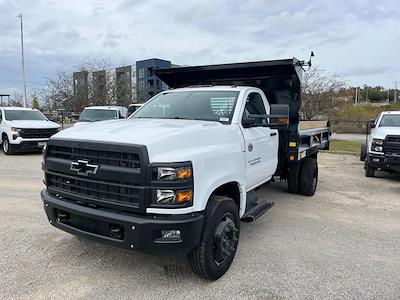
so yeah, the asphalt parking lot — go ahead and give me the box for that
[0,152,399,299]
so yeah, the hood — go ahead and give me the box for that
[73,121,93,127]
[53,118,242,162]
[6,120,60,129]
[372,127,400,139]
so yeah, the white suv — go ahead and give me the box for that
[0,107,60,155]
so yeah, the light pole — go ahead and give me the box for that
[17,13,27,107]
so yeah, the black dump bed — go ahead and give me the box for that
[155,58,303,129]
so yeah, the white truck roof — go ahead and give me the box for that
[381,111,400,114]
[1,107,39,111]
[83,106,126,110]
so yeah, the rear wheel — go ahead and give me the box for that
[299,158,318,196]
[287,162,301,194]
[189,195,239,281]
[2,135,14,155]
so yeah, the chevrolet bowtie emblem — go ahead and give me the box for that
[70,160,99,176]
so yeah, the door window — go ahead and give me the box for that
[242,92,267,126]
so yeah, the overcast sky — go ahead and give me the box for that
[1,0,399,96]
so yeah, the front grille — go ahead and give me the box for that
[44,139,149,212]
[47,144,141,168]
[384,135,400,155]
[20,128,59,139]
[47,172,142,209]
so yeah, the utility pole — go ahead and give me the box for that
[17,13,27,107]
[387,88,390,103]
[395,81,399,103]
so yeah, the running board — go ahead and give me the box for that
[241,201,275,223]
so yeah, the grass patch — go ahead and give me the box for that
[326,139,363,155]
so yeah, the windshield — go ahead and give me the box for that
[79,109,118,122]
[379,114,400,127]
[131,91,239,123]
[4,110,48,121]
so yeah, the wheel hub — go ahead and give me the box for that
[213,214,238,264]
[3,139,8,152]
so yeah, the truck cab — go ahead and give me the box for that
[41,58,329,280]
[361,111,400,176]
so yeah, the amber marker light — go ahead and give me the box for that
[176,190,193,203]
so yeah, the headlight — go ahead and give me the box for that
[151,162,193,207]
[371,138,384,152]
[155,189,193,206]
[156,165,192,181]
[11,127,22,134]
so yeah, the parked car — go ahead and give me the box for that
[127,103,143,117]
[41,58,330,280]
[74,106,128,127]
[0,107,60,155]
[360,111,400,176]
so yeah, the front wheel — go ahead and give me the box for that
[360,144,368,161]
[2,135,14,155]
[189,195,240,281]
[365,160,375,177]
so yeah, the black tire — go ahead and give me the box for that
[2,135,14,155]
[360,144,368,161]
[299,158,318,196]
[189,195,240,281]
[365,159,375,177]
[287,162,301,194]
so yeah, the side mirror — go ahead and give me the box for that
[269,104,289,129]
[368,120,376,128]
[246,104,289,129]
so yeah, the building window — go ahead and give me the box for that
[139,80,145,90]
[138,68,144,79]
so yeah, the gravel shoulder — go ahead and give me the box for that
[0,152,399,299]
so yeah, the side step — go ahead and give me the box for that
[241,200,274,223]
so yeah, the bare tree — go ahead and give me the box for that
[41,57,135,112]
[9,92,24,107]
[41,67,74,110]
[301,67,346,119]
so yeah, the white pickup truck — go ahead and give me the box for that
[41,59,330,280]
[360,111,400,176]
[0,107,60,154]
[74,106,128,127]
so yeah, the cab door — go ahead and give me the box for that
[240,91,278,190]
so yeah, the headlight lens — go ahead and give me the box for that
[11,127,22,134]
[371,139,384,152]
[155,189,193,206]
[157,166,192,181]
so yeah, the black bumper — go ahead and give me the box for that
[12,141,46,152]
[41,190,204,255]
[368,154,400,172]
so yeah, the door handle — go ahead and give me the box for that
[270,132,277,136]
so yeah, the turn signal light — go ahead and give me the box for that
[176,167,192,179]
[176,190,193,203]
[277,118,289,125]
